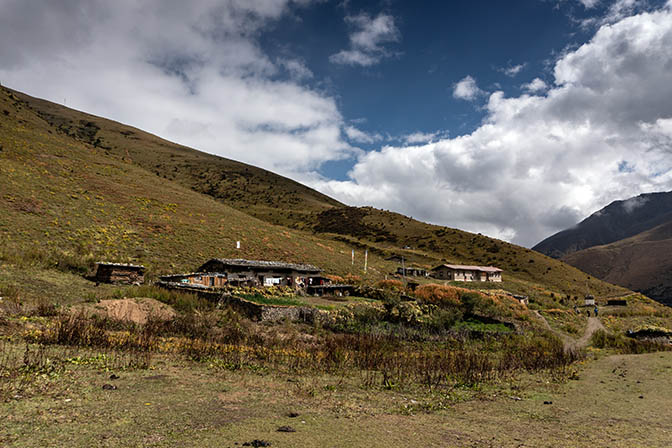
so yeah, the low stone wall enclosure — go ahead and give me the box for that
[156,281,324,323]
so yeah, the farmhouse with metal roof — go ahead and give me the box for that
[431,264,503,282]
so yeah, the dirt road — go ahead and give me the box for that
[534,311,605,351]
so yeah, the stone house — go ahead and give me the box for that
[161,258,322,291]
[431,264,503,282]
[93,262,145,285]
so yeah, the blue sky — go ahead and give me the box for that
[2,0,672,246]
[260,0,608,180]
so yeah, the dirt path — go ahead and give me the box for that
[576,316,606,347]
[534,311,605,351]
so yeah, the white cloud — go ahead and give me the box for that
[622,195,649,213]
[501,63,526,77]
[278,58,313,81]
[0,0,356,178]
[329,13,400,66]
[452,76,485,101]
[314,5,672,247]
[578,0,600,8]
[580,0,648,27]
[401,131,443,145]
[344,125,383,144]
[521,78,548,93]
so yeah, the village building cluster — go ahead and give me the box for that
[91,257,504,296]
[157,258,352,294]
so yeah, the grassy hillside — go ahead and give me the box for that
[563,221,672,305]
[310,206,628,298]
[0,86,393,286]
[1,85,631,302]
[9,88,342,228]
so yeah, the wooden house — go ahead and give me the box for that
[93,262,145,285]
[158,272,230,288]
[431,264,503,282]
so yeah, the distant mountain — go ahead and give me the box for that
[562,220,672,306]
[533,191,672,258]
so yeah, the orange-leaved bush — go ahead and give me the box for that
[375,279,405,291]
[414,284,462,307]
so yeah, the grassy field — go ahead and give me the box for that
[1,340,671,447]
[0,86,398,281]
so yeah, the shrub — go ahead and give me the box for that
[326,274,345,283]
[414,284,461,307]
[591,329,671,354]
[428,307,464,331]
[375,279,404,291]
[343,274,362,285]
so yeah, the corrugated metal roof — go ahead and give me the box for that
[432,264,503,273]
[203,258,321,273]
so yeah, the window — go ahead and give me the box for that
[264,277,282,286]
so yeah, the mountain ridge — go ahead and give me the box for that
[561,220,672,305]
[533,191,672,259]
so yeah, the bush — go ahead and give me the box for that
[375,279,404,291]
[428,307,464,331]
[591,329,671,354]
[343,274,362,285]
[414,284,461,307]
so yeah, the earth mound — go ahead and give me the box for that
[80,298,176,324]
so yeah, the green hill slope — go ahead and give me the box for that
[9,88,342,228]
[1,86,630,301]
[0,86,381,278]
[310,206,628,297]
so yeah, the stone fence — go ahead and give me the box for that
[156,281,324,323]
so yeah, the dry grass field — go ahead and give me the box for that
[1,340,671,447]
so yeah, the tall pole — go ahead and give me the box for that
[364,249,368,273]
[401,256,406,282]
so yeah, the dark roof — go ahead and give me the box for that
[96,262,145,269]
[432,264,502,273]
[201,258,320,273]
[159,272,226,280]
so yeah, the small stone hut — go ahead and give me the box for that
[93,262,145,285]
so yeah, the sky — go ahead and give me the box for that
[2,0,672,247]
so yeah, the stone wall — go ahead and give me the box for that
[156,281,324,323]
